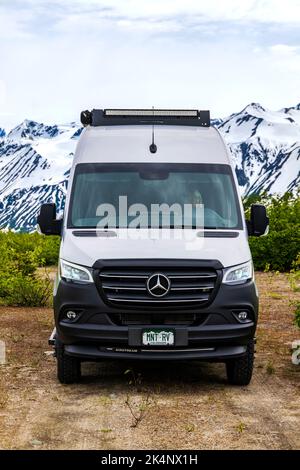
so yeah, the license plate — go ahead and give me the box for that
[142,329,175,346]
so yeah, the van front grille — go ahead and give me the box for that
[98,264,219,309]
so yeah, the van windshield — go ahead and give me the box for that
[68,163,242,229]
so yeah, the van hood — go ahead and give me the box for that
[60,229,251,269]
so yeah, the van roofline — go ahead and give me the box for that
[73,124,231,167]
[80,109,210,128]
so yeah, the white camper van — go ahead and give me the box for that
[38,109,269,385]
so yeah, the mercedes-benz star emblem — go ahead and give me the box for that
[146,273,171,298]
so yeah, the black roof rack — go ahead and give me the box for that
[80,109,210,127]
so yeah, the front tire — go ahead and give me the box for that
[226,339,254,386]
[56,339,81,384]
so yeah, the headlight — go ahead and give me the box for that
[60,259,93,283]
[222,260,253,285]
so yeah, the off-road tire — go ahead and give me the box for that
[226,339,254,386]
[56,339,81,384]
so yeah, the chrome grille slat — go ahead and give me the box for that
[103,286,147,291]
[100,274,148,279]
[171,287,213,291]
[168,274,216,279]
[103,286,213,291]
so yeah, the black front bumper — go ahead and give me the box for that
[54,275,258,362]
[64,344,247,361]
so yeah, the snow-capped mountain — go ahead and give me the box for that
[0,120,81,230]
[218,103,300,194]
[0,104,299,231]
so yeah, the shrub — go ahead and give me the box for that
[0,232,53,306]
[0,272,52,307]
[0,231,60,267]
[295,302,300,329]
[249,229,299,272]
[289,254,300,293]
[36,234,60,266]
[244,192,300,272]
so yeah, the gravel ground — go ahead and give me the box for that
[0,272,299,450]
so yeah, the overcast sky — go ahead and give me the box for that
[0,0,300,129]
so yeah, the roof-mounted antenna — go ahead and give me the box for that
[149,106,157,154]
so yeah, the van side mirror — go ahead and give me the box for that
[247,204,269,237]
[37,203,62,236]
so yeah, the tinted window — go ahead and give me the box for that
[68,163,242,229]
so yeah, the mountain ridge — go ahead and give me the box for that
[0,103,299,230]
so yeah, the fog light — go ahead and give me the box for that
[238,311,248,321]
[66,311,78,320]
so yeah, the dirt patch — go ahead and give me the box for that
[0,272,299,450]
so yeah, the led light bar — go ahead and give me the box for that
[104,109,199,117]
[80,108,210,127]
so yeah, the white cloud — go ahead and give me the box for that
[270,44,300,55]
[0,1,300,129]
[58,0,300,23]
[2,1,300,38]
[0,8,34,39]
[0,80,6,104]
[268,44,300,72]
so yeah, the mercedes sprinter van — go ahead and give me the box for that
[38,109,269,385]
